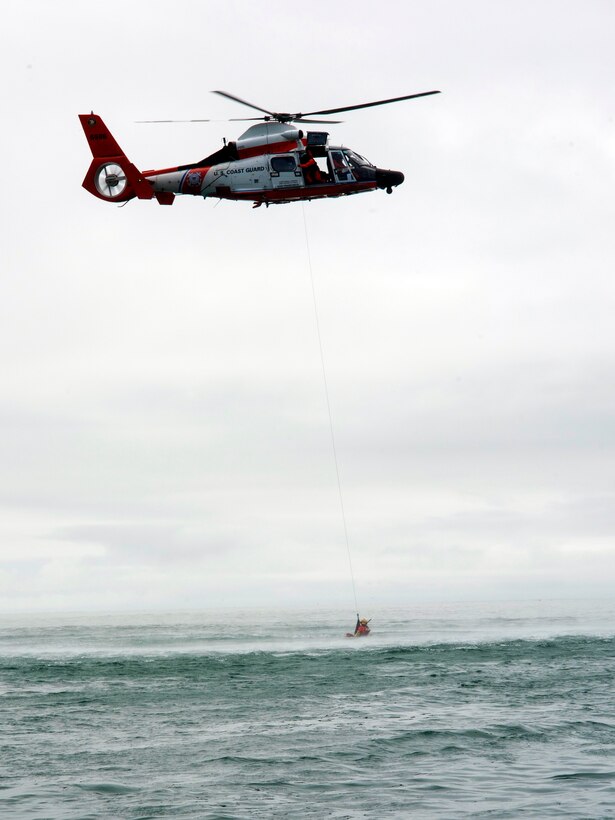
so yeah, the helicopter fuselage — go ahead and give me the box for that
[79,116,405,207]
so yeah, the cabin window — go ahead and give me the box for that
[271,156,297,173]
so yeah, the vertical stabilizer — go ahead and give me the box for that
[79,113,154,201]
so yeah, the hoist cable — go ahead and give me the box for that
[301,204,359,616]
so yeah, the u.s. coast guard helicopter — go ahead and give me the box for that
[79,89,439,208]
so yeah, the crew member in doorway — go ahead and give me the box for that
[354,617,371,636]
[300,149,322,185]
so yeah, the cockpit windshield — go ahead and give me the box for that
[343,149,373,168]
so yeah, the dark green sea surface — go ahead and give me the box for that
[1,604,614,818]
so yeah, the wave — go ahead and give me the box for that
[1,634,613,688]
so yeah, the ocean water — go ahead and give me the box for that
[1,601,614,819]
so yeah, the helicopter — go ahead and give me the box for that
[79,89,440,208]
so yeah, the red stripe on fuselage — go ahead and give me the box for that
[181,168,211,194]
[215,180,377,203]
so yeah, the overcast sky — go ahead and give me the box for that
[1,0,614,612]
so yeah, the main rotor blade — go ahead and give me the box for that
[136,119,211,123]
[295,118,342,124]
[300,90,441,117]
[212,90,276,117]
[228,116,343,125]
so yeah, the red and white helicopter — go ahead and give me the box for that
[79,89,440,208]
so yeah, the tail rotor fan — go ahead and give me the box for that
[94,162,128,199]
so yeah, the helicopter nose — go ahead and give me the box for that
[376,168,405,193]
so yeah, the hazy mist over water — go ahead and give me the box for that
[2,600,614,818]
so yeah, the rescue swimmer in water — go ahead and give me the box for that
[346,616,371,638]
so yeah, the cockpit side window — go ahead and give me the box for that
[329,150,352,182]
[343,149,372,167]
[342,149,375,181]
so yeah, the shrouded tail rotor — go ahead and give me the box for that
[94,162,128,199]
